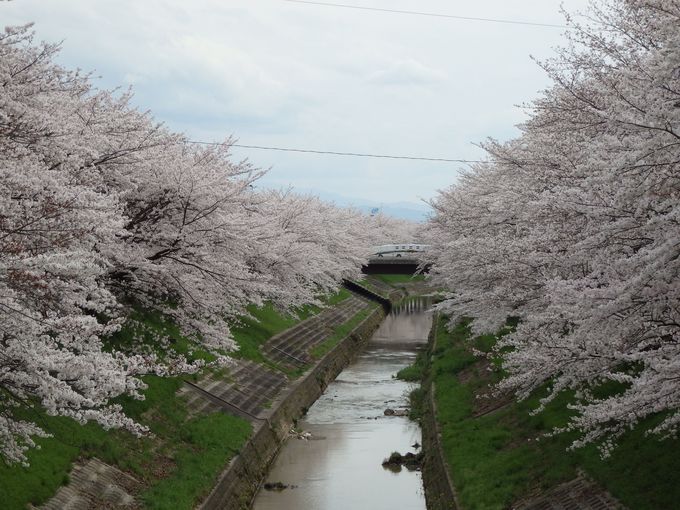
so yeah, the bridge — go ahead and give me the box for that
[364,256,428,274]
[367,255,421,265]
[364,243,430,275]
[363,243,430,274]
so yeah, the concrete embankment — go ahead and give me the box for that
[344,277,404,305]
[32,285,388,510]
[419,315,460,510]
[252,296,430,510]
[199,304,386,510]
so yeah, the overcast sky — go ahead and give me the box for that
[3,0,590,208]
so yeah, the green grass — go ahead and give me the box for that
[230,288,351,364]
[406,386,426,421]
[230,303,317,364]
[372,273,425,285]
[396,346,428,419]
[0,378,252,510]
[1,286,355,510]
[396,347,426,382]
[426,316,680,510]
[0,374,252,510]
[141,413,251,509]
[355,273,427,300]
[326,287,352,305]
[357,273,424,296]
[0,414,140,509]
[355,278,387,297]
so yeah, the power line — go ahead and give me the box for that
[189,140,481,163]
[281,0,568,29]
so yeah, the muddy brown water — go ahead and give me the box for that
[252,298,432,510]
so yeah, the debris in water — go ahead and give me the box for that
[263,482,289,491]
[381,451,424,472]
[289,428,313,440]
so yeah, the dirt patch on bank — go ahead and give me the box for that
[457,358,513,418]
[513,472,626,510]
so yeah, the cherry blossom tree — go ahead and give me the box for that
[0,25,151,464]
[427,0,680,455]
[0,24,400,464]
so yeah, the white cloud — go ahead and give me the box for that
[367,59,445,87]
[1,0,590,204]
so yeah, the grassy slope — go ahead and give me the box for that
[372,273,425,285]
[0,374,252,510]
[356,273,424,298]
[355,278,386,297]
[426,316,680,510]
[230,288,351,364]
[0,288,352,510]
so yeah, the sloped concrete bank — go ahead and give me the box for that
[199,305,386,510]
[420,315,460,510]
[344,278,405,305]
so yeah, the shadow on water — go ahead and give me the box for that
[252,300,431,510]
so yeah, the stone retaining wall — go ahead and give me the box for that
[199,305,386,510]
[421,314,460,510]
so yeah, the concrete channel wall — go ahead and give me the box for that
[421,315,460,510]
[199,305,386,510]
[421,382,460,510]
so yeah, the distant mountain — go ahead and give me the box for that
[300,190,432,222]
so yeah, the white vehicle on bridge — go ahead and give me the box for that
[371,243,430,258]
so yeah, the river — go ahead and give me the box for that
[252,297,432,510]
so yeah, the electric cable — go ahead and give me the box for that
[189,140,483,163]
[281,0,568,29]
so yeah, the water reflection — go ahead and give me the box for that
[389,296,433,316]
[252,302,431,510]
